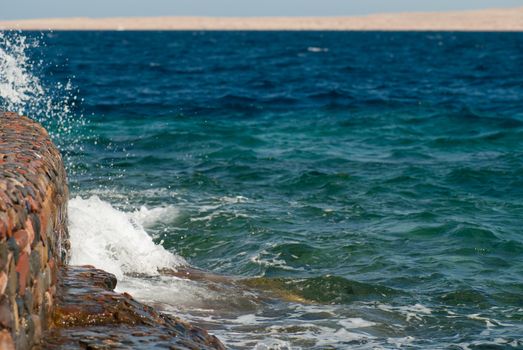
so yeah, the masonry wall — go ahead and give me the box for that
[0,111,69,349]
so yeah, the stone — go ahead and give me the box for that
[0,330,15,350]
[0,215,8,239]
[10,295,18,333]
[13,229,30,254]
[24,287,33,313]
[6,237,19,264]
[30,249,41,279]
[6,256,16,297]
[31,315,42,343]
[15,252,30,296]
[41,266,225,349]
[24,217,35,247]
[29,214,41,248]
[0,244,7,271]
[0,296,12,329]
[0,272,7,295]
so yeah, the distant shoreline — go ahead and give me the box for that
[1,7,523,31]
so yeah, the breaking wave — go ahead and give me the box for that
[68,196,186,280]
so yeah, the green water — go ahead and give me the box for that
[3,31,523,349]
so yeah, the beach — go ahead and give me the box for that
[1,7,523,31]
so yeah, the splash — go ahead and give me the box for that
[0,31,86,173]
[0,32,44,112]
[68,196,187,280]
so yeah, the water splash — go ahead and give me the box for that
[0,31,86,174]
[0,32,44,112]
[68,196,187,280]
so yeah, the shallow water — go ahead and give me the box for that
[2,31,523,349]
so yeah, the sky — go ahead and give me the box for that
[0,0,522,20]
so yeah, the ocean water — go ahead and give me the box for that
[1,31,523,349]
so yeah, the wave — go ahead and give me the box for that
[68,196,186,280]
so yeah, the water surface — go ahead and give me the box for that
[1,31,523,349]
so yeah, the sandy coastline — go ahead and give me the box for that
[1,7,523,31]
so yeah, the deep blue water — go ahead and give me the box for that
[2,31,523,349]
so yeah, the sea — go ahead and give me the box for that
[1,31,523,349]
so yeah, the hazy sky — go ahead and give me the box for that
[1,0,522,20]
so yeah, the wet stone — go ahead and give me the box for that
[6,257,17,297]
[0,216,8,238]
[1,112,70,347]
[0,243,8,271]
[0,329,15,350]
[7,237,19,264]
[15,252,30,295]
[0,272,8,295]
[24,287,33,314]
[13,229,29,253]
[0,296,12,329]
[30,249,42,278]
[41,266,225,350]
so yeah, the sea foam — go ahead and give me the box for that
[68,196,186,280]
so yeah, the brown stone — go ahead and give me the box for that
[15,253,30,295]
[0,215,7,239]
[6,255,16,297]
[24,217,35,247]
[13,230,30,254]
[10,295,18,333]
[0,330,15,350]
[0,296,12,328]
[48,259,57,286]
[6,207,19,234]
[44,291,52,312]
[0,272,7,295]
[0,244,7,271]
[31,315,42,343]
[38,212,47,242]
[42,266,225,350]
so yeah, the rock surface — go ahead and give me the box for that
[0,111,69,349]
[40,266,225,350]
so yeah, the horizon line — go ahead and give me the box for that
[2,7,523,31]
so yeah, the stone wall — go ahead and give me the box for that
[0,111,69,349]
[0,111,225,349]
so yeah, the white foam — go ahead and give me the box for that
[219,195,249,204]
[0,33,43,113]
[250,249,301,271]
[266,323,373,348]
[307,47,329,53]
[254,339,293,350]
[387,336,415,348]
[339,318,377,329]
[68,196,186,280]
[117,276,216,310]
[375,302,432,322]
[130,205,179,228]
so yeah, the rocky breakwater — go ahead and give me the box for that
[0,111,69,349]
[0,111,225,350]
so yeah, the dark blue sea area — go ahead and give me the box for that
[2,31,523,349]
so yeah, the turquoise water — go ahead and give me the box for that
[2,31,523,348]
